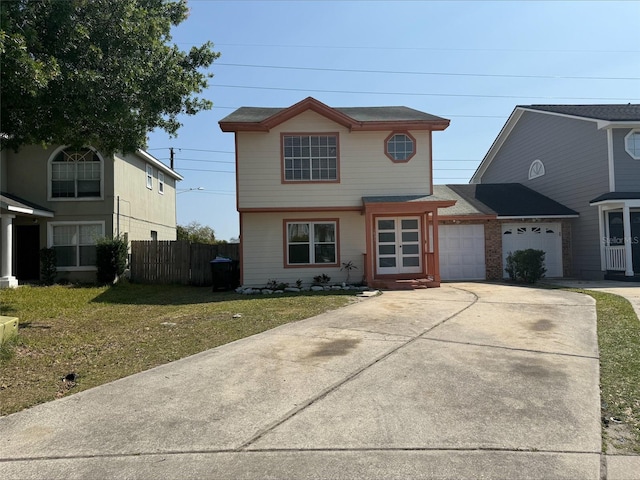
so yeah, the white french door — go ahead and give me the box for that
[376,217,422,275]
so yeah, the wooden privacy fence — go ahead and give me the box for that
[130,241,240,286]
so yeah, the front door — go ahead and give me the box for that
[16,225,41,281]
[376,217,422,275]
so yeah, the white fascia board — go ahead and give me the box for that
[470,107,524,183]
[590,199,640,208]
[135,149,184,181]
[6,205,55,217]
[596,120,640,130]
[497,215,579,220]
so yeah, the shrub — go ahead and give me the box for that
[313,274,331,285]
[505,249,546,284]
[39,248,57,285]
[96,236,128,285]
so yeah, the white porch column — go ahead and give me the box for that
[0,214,18,288]
[623,205,634,276]
[598,205,606,271]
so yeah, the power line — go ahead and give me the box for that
[202,42,640,55]
[213,84,640,101]
[215,62,640,81]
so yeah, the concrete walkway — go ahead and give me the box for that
[544,279,640,480]
[0,283,602,479]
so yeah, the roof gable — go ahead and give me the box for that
[219,97,450,132]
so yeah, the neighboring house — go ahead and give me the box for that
[471,104,640,281]
[0,145,182,286]
[219,97,455,288]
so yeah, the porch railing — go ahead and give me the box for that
[605,245,626,271]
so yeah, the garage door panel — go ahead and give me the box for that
[439,224,486,281]
[502,223,562,278]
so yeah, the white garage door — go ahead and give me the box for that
[502,223,563,278]
[439,224,486,280]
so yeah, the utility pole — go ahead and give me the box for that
[170,147,175,170]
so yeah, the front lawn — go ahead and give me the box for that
[581,289,640,454]
[0,284,356,416]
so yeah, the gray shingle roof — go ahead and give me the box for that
[219,105,447,124]
[441,184,579,217]
[590,192,640,203]
[1,192,54,216]
[521,104,640,121]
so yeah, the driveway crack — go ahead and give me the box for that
[236,289,479,450]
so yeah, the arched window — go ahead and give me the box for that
[50,147,103,199]
[528,159,545,180]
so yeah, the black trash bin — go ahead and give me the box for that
[210,257,239,291]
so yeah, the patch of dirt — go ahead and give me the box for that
[603,413,640,454]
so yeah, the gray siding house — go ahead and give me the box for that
[0,145,182,287]
[472,104,640,280]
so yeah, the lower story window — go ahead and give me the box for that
[50,223,103,268]
[287,221,337,265]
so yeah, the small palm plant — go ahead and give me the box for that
[340,261,357,284]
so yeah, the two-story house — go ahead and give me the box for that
[0,145,182,287]
[471,104,640,281]
[219,97,456,288]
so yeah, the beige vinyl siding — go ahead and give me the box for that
[112,153,177,240]
[241,211,365,287]
[480,111,609,278]
[237,110,432,210]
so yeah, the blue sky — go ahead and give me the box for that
[146,0,640,241]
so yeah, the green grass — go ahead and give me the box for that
[576,289,640,454]
[0,283,356,416]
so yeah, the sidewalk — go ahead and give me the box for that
[0,283,602,479]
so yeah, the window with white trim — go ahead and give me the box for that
[158,172,165,194]
[286,221,337,265]
[625,130,640,159]
[146,165,153,189]
[283,135,338,181]
[50,222,103,269]
[528,159,545,179]
[50,147,102,198]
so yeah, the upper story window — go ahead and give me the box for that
[385,132,416,162]
[146,165,153,189]
[50,147,102,199]
[625,130,640,159]
[528,159,545,180]
[158,172,165,194]
[283,134,338,182]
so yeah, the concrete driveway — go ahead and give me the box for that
[0,283,602,479]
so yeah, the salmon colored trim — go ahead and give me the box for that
[219,97,451,133]
[280,132,341,184]
[363,202,452,285]
[234,133,240,213]
[428,132,433,195]
[282,218,341,268]
[384,131,417,163]
[363,200,455,215]
[239,212,244,285]
[239,206,361,213]
[265,98,354,130]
